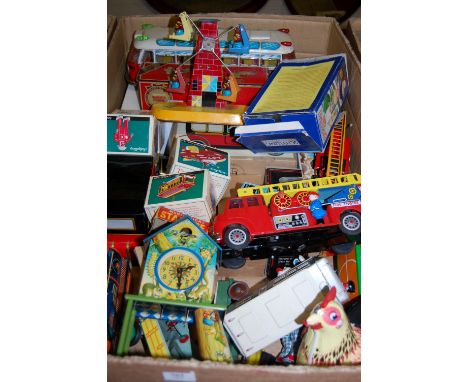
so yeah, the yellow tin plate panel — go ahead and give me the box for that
[152,103,246,125]
[251,61,334,114]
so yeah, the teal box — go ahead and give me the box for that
[167,138,230,204]
[144,170,216,223]
[107,114,156,156]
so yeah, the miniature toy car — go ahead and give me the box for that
[212,185,361,251]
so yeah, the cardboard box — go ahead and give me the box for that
[144,170,215,223]
[167,138,231,204]
[241,55,349,153]
[107,114,156,156]
[108,13,360,381]
[342,18,361,61]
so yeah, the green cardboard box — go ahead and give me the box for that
[107,113,156,156]
[144,170,215,223]
[167,138,230,204]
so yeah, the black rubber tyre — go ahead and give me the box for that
[339,211,361,235]
[223,224,251,250]
[330,242,354,255]
[221,257,247,269]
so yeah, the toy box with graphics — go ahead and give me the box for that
[107,114,156,156]
[167,138,230,204]
[139,216,220,304]
[144,170,215,223]
[242,54,349,153]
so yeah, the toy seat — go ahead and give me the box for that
[218,74,240,102]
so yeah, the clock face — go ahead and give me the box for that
[154,248,204,292]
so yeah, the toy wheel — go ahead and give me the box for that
[296,191,311,206]
[222,257,247,269]
[224,224,250,250]
[339,211,361,235]
[272,193,292,209]
[228,281,249,301]
[331,242,354,255]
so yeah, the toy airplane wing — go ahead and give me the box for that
[169,12,193,41]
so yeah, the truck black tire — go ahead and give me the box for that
[224,224,251,250]
[339,211,361,235]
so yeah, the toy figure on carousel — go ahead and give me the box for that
[174,17,184,36]
[169,71,180,89]
[221,77,231,96]
[233,27,242,43]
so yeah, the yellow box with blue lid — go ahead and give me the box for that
[240,54,349,153]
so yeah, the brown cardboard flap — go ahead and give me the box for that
[108,355,360,382]
[107,15,118,48]
[107,21,128,113]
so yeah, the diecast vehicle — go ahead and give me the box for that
[212,183,361,251]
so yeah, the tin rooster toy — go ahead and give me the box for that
[296,286,361,366]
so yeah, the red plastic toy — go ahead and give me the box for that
[212,189,361,250]
[180,145,226,166]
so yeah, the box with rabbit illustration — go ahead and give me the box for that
[107,114,156,156]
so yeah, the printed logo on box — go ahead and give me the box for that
[147,172,205,205]
[261,138,301,147]
[107,115,152,154]
[162,371,196,382]
[178,140,228,176]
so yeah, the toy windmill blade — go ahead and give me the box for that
[169,12,193,41]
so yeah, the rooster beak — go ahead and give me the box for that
[304,318,323,330]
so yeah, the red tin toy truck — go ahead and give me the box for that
[212,175,361,250]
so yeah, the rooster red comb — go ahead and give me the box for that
[320,286,337,308]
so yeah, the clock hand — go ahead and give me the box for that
[180,265,196,273]
[176,267,183,289]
